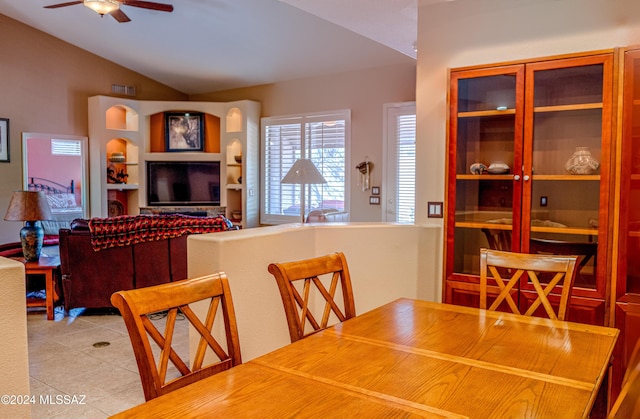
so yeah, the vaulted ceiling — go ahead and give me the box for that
[0,0,420,95]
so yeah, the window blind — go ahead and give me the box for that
[262,110,349,224]
[396,114,416,223]
[51,139,82,156]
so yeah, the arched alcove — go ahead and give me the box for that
[226,107,243,133]
[106,105,139,131]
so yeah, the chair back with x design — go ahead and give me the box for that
[479,248,578,320]
[268,252,356,343]
[111,273,241,401]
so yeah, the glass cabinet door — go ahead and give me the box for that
[621,50,640,297]
[613,47,640,400]
[523,55,613,296]
[448,66,525,278]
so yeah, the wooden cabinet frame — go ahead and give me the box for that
[444,51,615,326]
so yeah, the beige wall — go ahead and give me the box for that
[416,0,640,295]
[0,14,415,237]
[0,258,30,417]
[0,14,186,243]
[191,63,417,222]
[188,222,441,361]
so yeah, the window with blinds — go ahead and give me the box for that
[51,139,82,156]
[384,103,416,223]
[396,114,416,223]
[262,110,350,224]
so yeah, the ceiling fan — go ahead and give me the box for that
[44,0,173,23]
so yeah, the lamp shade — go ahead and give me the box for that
[4,191,53,261]
[4,191,53,222]
[281,159,327,185]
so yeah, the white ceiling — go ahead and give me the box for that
[0,0,418,95]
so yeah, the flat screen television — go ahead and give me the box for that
[147,161,221,206]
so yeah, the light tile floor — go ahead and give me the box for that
[27,306,189,418]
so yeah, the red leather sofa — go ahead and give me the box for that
[0,242,24,258]
[58,215,234,311]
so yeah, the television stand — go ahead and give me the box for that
[140,206,226,217]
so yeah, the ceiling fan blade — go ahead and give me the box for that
[110,9,131,23]
[121,1,173,12]
[44,1,83,8]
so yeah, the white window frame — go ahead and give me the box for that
[261,109,351,225]
[383,102,416,223]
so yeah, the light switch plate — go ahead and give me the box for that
[428,202,443,218]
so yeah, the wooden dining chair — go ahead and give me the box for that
[609,340,640,418]
[267,252,356,343]
[479,248,578,321]
[529,237,598,287]
[482,228,512,251]
[110,273,242,401]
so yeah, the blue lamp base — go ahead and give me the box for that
[20,221,44,262]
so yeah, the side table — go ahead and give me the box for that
[11,255,61,320]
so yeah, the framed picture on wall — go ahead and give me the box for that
[0,118,9,162]
[165,112,204,152]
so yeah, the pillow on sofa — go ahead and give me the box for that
[46,193,78,210]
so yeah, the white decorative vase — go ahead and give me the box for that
[565,147,599,175]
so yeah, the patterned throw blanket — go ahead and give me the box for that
[88,214,232,251]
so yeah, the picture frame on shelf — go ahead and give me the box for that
[0,118,9,162]
[165,112,204,152]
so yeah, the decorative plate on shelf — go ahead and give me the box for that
[108,200,124,217]
[487,162,510,174]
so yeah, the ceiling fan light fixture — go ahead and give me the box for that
[84,0,119,16]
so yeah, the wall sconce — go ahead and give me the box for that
[356,159,372,191]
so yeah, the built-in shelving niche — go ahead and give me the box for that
[148,111,220,153]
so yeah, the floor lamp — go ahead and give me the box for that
[281,158,327,223]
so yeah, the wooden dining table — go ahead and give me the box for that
[111,298,619,418]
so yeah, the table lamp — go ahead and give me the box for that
[4,191,53,261]
[281,158,327,222]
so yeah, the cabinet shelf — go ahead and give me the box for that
[458,109,516,118]
[533,103,602,113]
[530,226,598,235]
[455,221,512,230]
[457,174,600,181]
[227,184,243,190]
[455,221,598,236]
[533,175,600,181]
[457,174,513,180]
